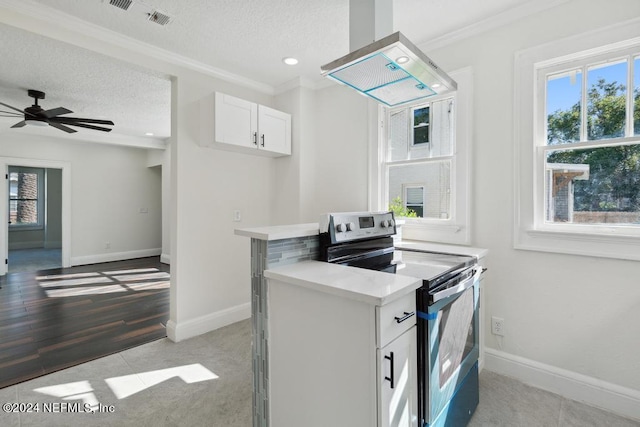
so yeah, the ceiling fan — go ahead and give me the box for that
[0,89,114,133]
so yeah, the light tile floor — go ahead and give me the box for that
[0,319,637,427]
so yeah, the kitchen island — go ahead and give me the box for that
[236,223,487,427]
[264,260,421,427]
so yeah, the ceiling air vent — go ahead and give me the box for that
[109,0,133,11]
[148,10,172,26]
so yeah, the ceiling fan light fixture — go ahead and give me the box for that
[25,118,49,127]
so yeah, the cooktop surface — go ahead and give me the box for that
[393,250,476,284]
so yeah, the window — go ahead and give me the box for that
[387,98,453,220]
[373,67,472,245]
[412,106,430,145]
[540,49,640,229]
[514,20,640,260]
[542,53,640,228]
[404,185,425,217]
[8,167,44,229]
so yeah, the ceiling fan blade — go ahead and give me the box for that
[63,122,112,132]
[41,107,73,118]
[11,120,27,128]
[51,117,114,125]
[0,109,22,116]
[0,102,31,116]
[49,122,77,133]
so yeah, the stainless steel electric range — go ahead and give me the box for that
[320,211,481,427]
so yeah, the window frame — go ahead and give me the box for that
[514,20,640,261]
[370,67,472,245]
[8,166,45,231]
[535,47,640,236]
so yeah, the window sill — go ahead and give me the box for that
[515,227,640,261]
[400,219,470,246]
[9,225,44,232]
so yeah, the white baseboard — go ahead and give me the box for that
[166,302,251,342]
[70,248,162,266]
[160,253,171,265]
[484,348,640,421]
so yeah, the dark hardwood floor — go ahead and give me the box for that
[0,256,169,389]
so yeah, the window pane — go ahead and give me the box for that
[635,56,640,135]
[545,144,640,224]
[430,99,453,156]
[547,69,582,145]
[11,200,38,225]
[389,109,409,161]
[388,161,451,219]
[9,171,40,226]
[587,60,627,140]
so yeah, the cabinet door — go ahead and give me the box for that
[215,92,258,148]
[378,326,417,427]
[258,104,291,155]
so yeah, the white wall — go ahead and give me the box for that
[0,133,162,264]
[167,69,275,340]
[420,0,640,407]
[310,84,370,216]
[147,147,171,264]
[272,83,370,224]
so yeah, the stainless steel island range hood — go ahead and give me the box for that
[321,1,456,107]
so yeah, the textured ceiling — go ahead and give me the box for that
[0,23,171,139]
[1,0,538,141]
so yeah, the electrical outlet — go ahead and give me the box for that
[233,210,242,222]
[491,316,504,336]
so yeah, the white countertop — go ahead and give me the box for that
[235,223,320,241]
[395,240,488,259]
[264,260,422,306]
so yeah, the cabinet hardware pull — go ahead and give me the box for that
[384,352,394,389]
[261,134,265,147]
[253,132,258,145]
[394,311,415,324]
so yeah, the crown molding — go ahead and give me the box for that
[0,0,275,95]
[419,0,571,52]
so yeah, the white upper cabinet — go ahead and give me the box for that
[257,104,291,155]
[214,92,291,157]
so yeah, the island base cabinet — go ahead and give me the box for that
[267,278,418,427]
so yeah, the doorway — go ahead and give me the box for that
[7,166,62,273]
[1,157,71,276]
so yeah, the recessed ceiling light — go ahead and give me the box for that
[282,57,298,65]
[432,83,441,89]
[396,56,410,64]
[145,132,154,136]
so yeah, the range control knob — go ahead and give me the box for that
[388,219,394,227]
[381,220,389,228]
[336,223,346,232]
[346,222,356,231]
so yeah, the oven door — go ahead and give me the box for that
[418,268,481,426]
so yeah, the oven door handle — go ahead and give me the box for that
[431,267,483,303]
